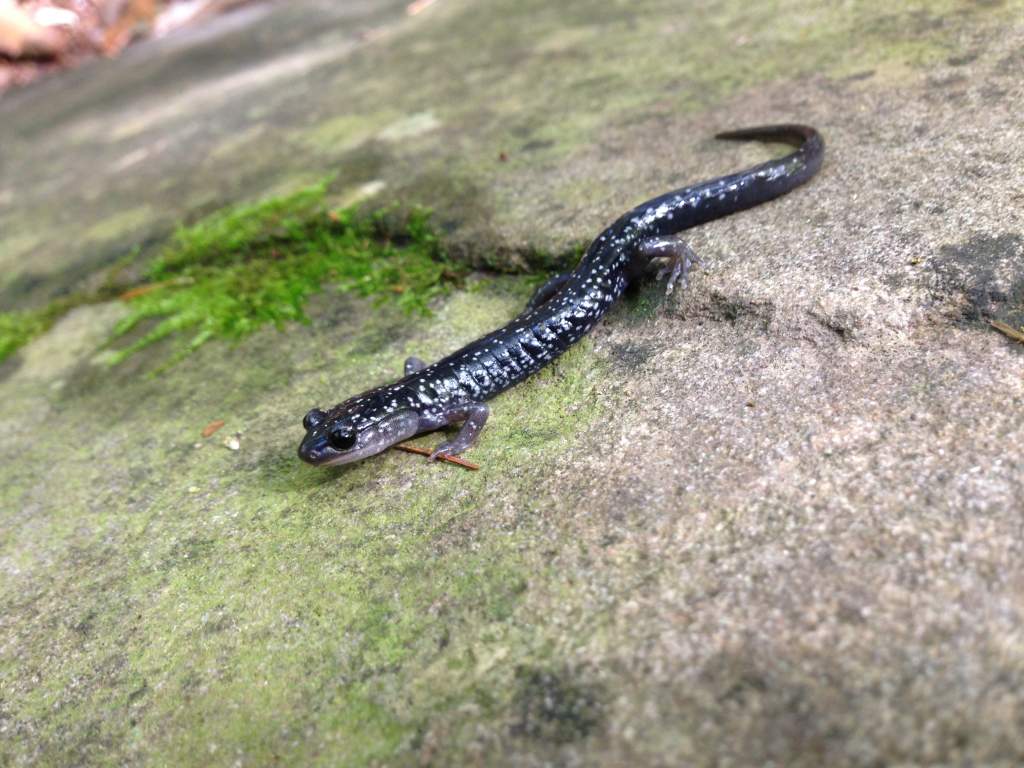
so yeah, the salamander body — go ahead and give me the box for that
[298,125,824,467]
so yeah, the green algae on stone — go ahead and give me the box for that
[0,271,614,768]
[294,111,397,153]
[80,204,157,245]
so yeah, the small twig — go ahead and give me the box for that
[201,419,226,438]
[393,442,479,470]
[119,281,170,300]
[119,277,192,300]
[990,319,1024,345]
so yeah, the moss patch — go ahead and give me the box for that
[0,295,99,364]
[0,306,61,362]
[0,182,466,368]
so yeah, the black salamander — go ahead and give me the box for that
[298,125,824,467]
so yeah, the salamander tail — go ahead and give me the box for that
[714,124,824,181]
[633,123,825,237]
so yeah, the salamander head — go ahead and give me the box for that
[297,391,420,467]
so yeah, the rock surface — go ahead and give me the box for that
[2,0,1024,765]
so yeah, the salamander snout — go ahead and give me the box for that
[297,407,421,467]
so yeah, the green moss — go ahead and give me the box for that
[0,182,465,367]
[109,183,463,366]
[0,181,579,371]
[0,298,83,362]
[0,307,56,362]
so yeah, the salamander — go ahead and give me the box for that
[298,124,824,467]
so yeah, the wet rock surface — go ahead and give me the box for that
[2,0,1023,765]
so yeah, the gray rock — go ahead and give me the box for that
[2,1,1023,765]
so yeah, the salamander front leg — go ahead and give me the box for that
[404,356,428,375]
[430,403,490,460]
[640,237,702,295]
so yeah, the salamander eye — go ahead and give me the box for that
[327,426,357,451]
[303,408,327,430]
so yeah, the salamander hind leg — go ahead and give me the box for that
[527,272,573,310]
[640,237,702,295]
[430,403,490,460]
[404,356,428,375]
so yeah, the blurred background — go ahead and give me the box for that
[1,0,269,90]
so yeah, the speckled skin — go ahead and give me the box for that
[298,125,824,466]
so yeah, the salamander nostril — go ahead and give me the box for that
[303,408,327,430]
